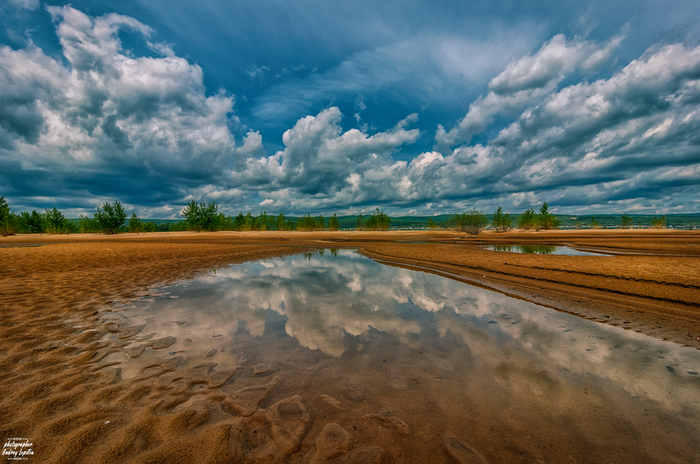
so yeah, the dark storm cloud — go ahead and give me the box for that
[0,6,240,216]
[1,2,699,216]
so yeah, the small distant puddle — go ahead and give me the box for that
[95,249,700,462]
[485,244,609,255]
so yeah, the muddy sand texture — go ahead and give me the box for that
[0,230,698,463]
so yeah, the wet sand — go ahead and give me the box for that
[0,230,698,463]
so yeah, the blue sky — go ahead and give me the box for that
[1,0,699,217]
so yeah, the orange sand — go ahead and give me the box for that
[0,230,698,463]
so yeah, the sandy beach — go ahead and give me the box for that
[1,230,698,463]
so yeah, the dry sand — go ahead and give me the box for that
[0,229,698,463]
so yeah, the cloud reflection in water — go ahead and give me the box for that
[111,250,700,414]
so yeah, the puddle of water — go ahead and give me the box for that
[485,244,608,256]
[97,250,700,463]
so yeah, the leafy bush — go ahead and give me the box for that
[275,212,294,231]
[452,209,487,235]
[356,214,364,230]
[651,215,666,229]
[363,208,390,231]
[79,214,100,233]
[95,201,127,234]
[19,210,43,234]
[232,213,248,231]
[170,221,189,232]
[619,214,632,229]
[590,216,601,229]
[426,218,438,230]
[328,213,340,231]
[143,222,158,233]
[181,200,225,232]
[43,207,69,234]
[537,202,560,230]
[518,208,537,230]
[0,196,18,236]
[128,212,144,234]
[492,206,512,232]
[296,213,325,231]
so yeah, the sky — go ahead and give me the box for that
[1,0,699,218]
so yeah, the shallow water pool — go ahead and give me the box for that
[485,244,608,255]
[98,249,700,463]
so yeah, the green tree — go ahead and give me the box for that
[619,214,633,229]
[518,208,537,230]
[181,200,224,232]
[43,208,69,234]
[364,208,390,231]
[170,221,189,232]
[95,201,127,234]
[0,196,17,236]
[19,210,43,234]
[590,216,600,229]
[651,215,666,229]
[258,211,270,231]
[356,214,364,231]
[233,213,246,231]
[276,212,287,231]
[245,212,258,230]
[128,212,144,234]
[78,214,99,233]
[426,218,438,230]
[452,209,487,235]
[492,206,512,232]
[537,202,560,230]
[143,222,158,233]
[328,213,340,231]
[296,213,325,231]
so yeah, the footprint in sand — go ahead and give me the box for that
[345,384,363,401]
[223,376,280,417]
[303,423,351,463]
[147,336,177,350]
[228,395,311,463]
[136,332,157,342]
[207,367,239,389]
[362,408,409,436]
[125,344,146,358]
[117,324,147,340]
[443,433,488,464]
[253,362,273,375]
[185,362,218,384]
[320,394,342,410]
[340,446,387,464]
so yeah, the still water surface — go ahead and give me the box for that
[99,250,700,463]
[485,245,607,255]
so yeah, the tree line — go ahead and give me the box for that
[0,197,168,236]
[446,203,668,235]
[447,203,558,235]
[0,196,379,235]
[0,195,670,237]
[181,201,346,232]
